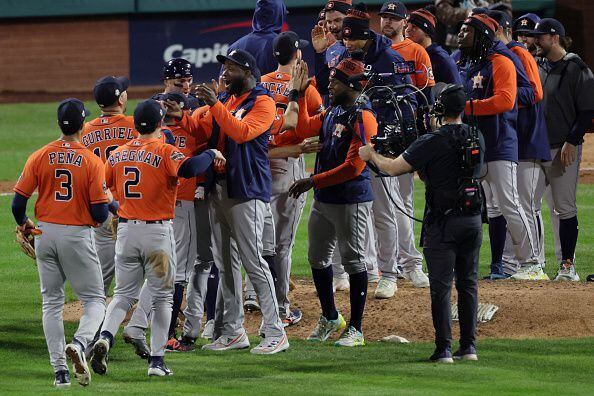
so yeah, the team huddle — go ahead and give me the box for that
[11,0,594,388]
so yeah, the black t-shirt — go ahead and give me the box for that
[403,124,465,190]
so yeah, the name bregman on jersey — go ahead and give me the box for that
[108,149,163,168]
[82,127,136,147]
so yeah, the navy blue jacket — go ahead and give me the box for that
[426,43,462,84]
[226,0,287,76]
[314,106,374,204]
[493,41,535,108]
[210,85,274,202]
[314,40,348,103]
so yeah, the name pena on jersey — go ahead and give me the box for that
[82,127,136,147]
[108,149,164,168]
[48,151,84,167]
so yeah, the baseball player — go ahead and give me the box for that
[123,60,208,354]
[167,49,288,354]
[90,99,223,377]
[485,10,552,280]
[281,56,377,347]
[12,98,109,387]
[405,7,462,85]
[379,0,432,291]
[83,76,136,296]
[513,13,541,57]
[533,19,594,280]
[251,31,323,326]
[457,14,540,276]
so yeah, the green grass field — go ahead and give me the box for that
[0,101,593,394]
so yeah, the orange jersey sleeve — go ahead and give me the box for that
[15,141,108,226]
[106,138,188,221]
[510,45,544,103]
[313,110,378,189]
[465,54,517,116]
[392,39,435,89]
[164,122,204,201]
[82,115,137,162]
[209,94,276,144]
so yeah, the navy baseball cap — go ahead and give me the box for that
[57,98,90,135]
[164,92,189,111]
[513,13,540,34]
[486,10,512,30]
[217,49,261,80]
[379,1,408,19]
[93,76,130,108]
[273,31,309,59]
[134,99,164,133]
[530,18,565,37]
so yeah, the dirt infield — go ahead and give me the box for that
[63,278,594,342]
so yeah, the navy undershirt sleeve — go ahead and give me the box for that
[11,192,28,225]
[177,150,216,178]
[91,203,109,223]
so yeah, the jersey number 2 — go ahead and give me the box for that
[124,167,142,199]
[55,169,72,201]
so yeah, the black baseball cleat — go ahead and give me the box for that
[54,370,71,388]
[429,348,454,363]
[587,274,594,282]
[123,332,150,360]
[147,356,173,377]
[90,338,110,375]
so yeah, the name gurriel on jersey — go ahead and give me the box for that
[108,149,163,168]
[82,127,136,147]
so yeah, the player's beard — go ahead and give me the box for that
[329,89,350,107]
[381,26,400,39]
[225,76,245,96]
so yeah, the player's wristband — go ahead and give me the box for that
[288,89,299,103]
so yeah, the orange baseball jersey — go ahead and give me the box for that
[105,138,188,221]
[14,140,109,226]
[82,114,137,162]
[391,38,435,89]
[509,45,543,104]
[260,71,323,141]
[162,121,207,201]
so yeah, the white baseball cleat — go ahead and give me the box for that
[374,277,397,299]
[65,343,91,386]
[335,326,365,347]
[333,277,350,292]
[250,334,289,355]
[554,260,580,281]
[511,264,550,280]
[367,273,381,283]
[201,319,214,340]
[404,268,430,288]
[202,333,250,351]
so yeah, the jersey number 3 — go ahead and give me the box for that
[124,166,142,199]
[55,169,73,201]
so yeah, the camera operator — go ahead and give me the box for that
[359,84,484,363]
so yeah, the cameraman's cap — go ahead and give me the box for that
[513,13,540,34]
[342,3,372,40]
[463,14,499,41]
[408,9,436,36]
[57,98,90,133]
[529,18,565,37]
[433,83,467,114]
[273,31,309,59]
[325,0,352,15]
[216,49,261,80]
[486,10,512,30]
[379,1,408,19]
[93,76,130,108]
[134,99,164,132]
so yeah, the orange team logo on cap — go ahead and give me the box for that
[472,72,484,89]
[521,19,528,26]
[388,3,396,10]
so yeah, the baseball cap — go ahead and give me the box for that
[530,18,565,37]
[164,92,189,111]
[379,1,408,19]
[486,10,512,30]
[463,14,499,41]
[57,98,90,135]
[513,13,540,34]
[93,76,130,108]
[134,99,164,133]
[273,31,309,59]
[324,0,352,15]
[330,57,366,91]
[217,49,261,81]
[342,3,372,40]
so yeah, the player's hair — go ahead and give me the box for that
[59,123,82,136]
[559,35,573,50]
[275,51,294,66]
[470,29,494,62]
[135,123,158,135]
